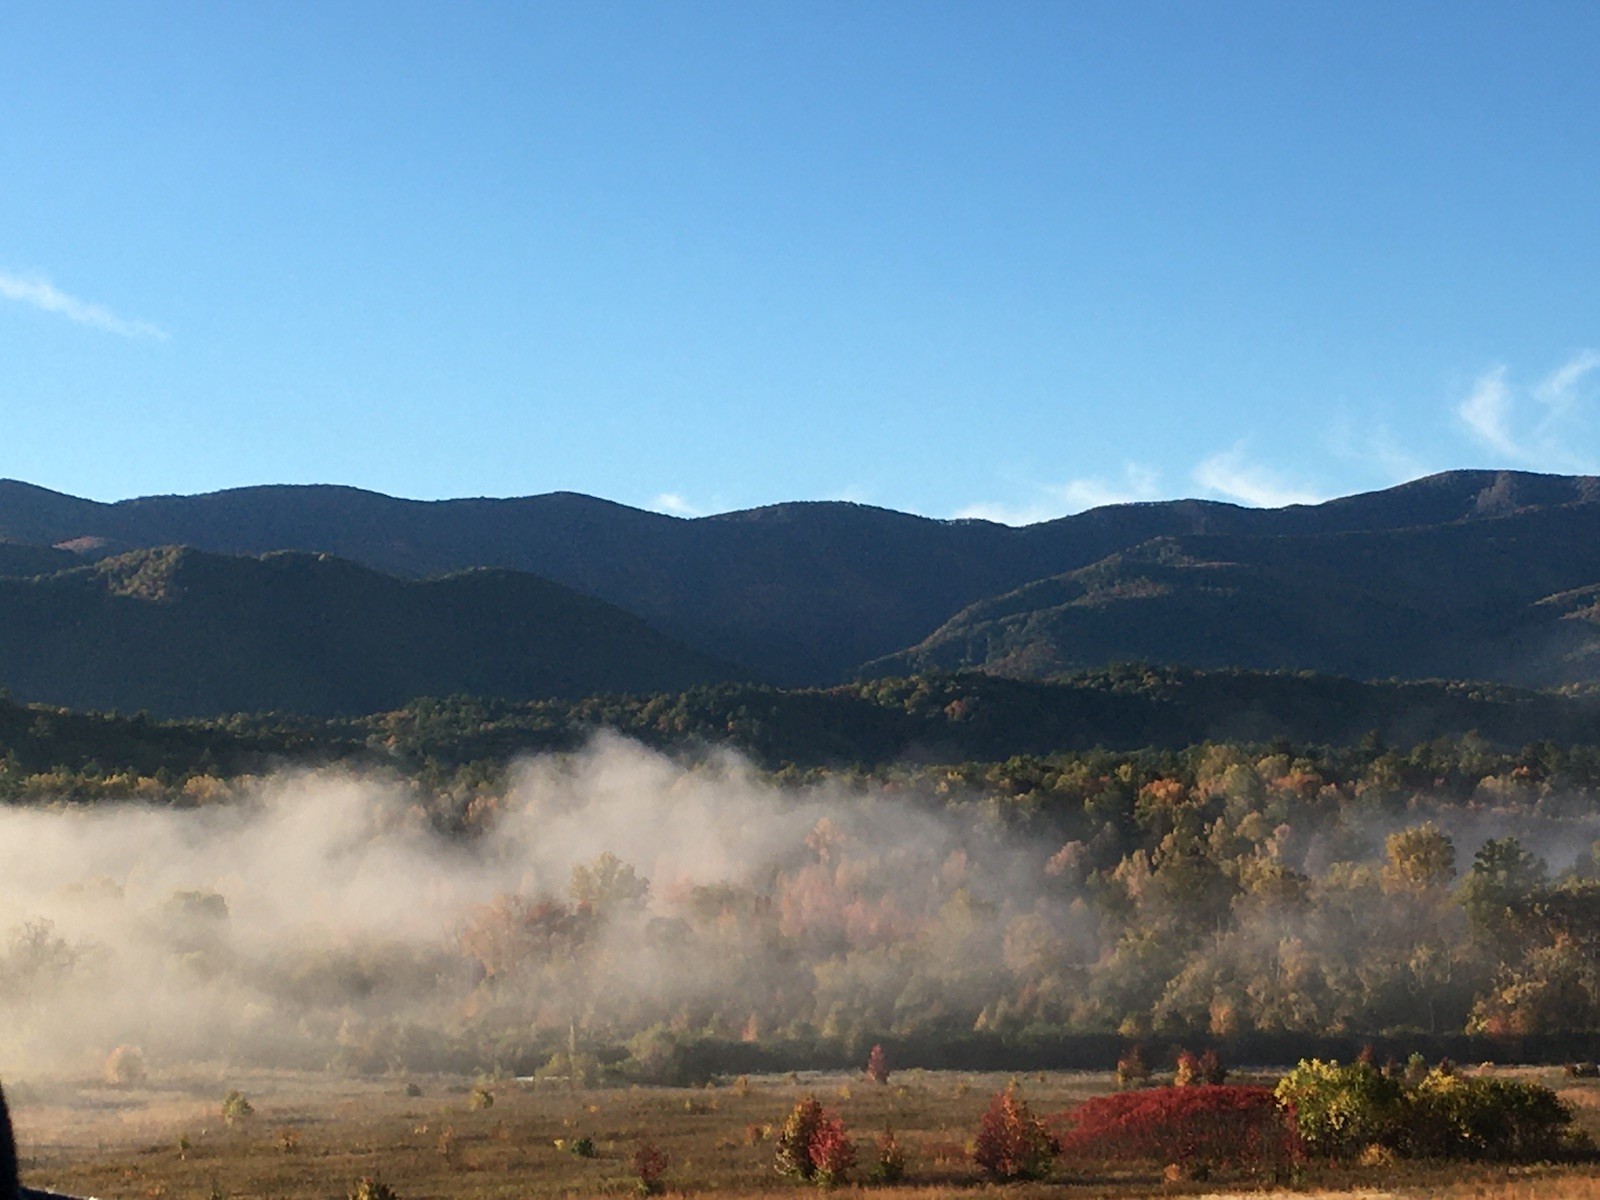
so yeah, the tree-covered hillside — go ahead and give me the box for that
[0,546,740,717]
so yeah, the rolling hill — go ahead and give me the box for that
[0,546,738,717]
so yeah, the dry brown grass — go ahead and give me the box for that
[6,1066,1600,1200]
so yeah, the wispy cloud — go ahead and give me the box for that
[1327,416,1436,487]
[650,492,700,517]
[1193,444,1324,508]
[1459,367,1519,460]
[0,269,168,340]
[954,463,1163,526]
[1457,351,1600,471]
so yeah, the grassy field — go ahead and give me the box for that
[11,1066,1600,1200]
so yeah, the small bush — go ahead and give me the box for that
[810,1115,856,1186]
[776,1096,854,1184]
[103,1045,147,1087]
[276,1126,300,1154]
[972,1083,1057,1181]
[1173,1051,1202,1087]
[349,1176,398,1200]
[469,1083,495,1110]
[220,1090,254,1126]
[1198,1049,1227,1085]
[1054,1085,1299,1177]
[565,1135,597,1158]
[633,1142,669,1194]
[865,1043,890,1085]
[1116,1045,1151,1088]
[776,1096,827,1179]
[869,1126,906,1184]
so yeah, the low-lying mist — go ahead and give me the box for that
[3,734,1598,1083]
[0,736,1082,1079]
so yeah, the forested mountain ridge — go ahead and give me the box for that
[3,469,1598,687]
[0,545,739,717]
[870,501,1600,687]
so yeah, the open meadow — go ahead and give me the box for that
[11,1066,1600,1200]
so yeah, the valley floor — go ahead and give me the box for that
[10,1067,1600,1200]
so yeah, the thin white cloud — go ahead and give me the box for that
[0,269,168,340]
[1457,351,1600,471]
[954,463,1164,526]
[650,492,700,518]
[1536,349,1600,407]
[1193,444,1324,508]
[1459,367,1519,460]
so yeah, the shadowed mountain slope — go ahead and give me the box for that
[2,470,1597,684]
[0,546,739,717]
[870,502,1600,687]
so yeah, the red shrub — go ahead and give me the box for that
[810,1115,856,1185]
[632,1142,669,1194]
[865,1043,890,1085]
[1052,1085,1300,1176]
[973,1084,1058,1181]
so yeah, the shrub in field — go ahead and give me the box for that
[1273,1059,1403,1158]
[104,1045,147,1087]
[865,1043,890,1085]
[1115,1045,1151,1088]
[775,1096,856,1185]
[972,1083,1058,1181]
[633,1142,669,1195]
[220,1089,253,1126]
[869,1126,906,1184]
[1198,1049,1227,1085]
[1054,1085,1299,1177]
[348,1176,397,1200]
[469,1082,495,1110]
[775,1096,827,1180]
[1276,1058,1574,1163]
[1173,1051,1202,1087]
[810,1114,856,1186]
[1399,1070,1573,1161]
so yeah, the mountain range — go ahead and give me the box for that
[2,469,1600,716]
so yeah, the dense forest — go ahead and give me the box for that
[6,668,1600,1078]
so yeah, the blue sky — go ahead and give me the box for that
[2,1,1598,523]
